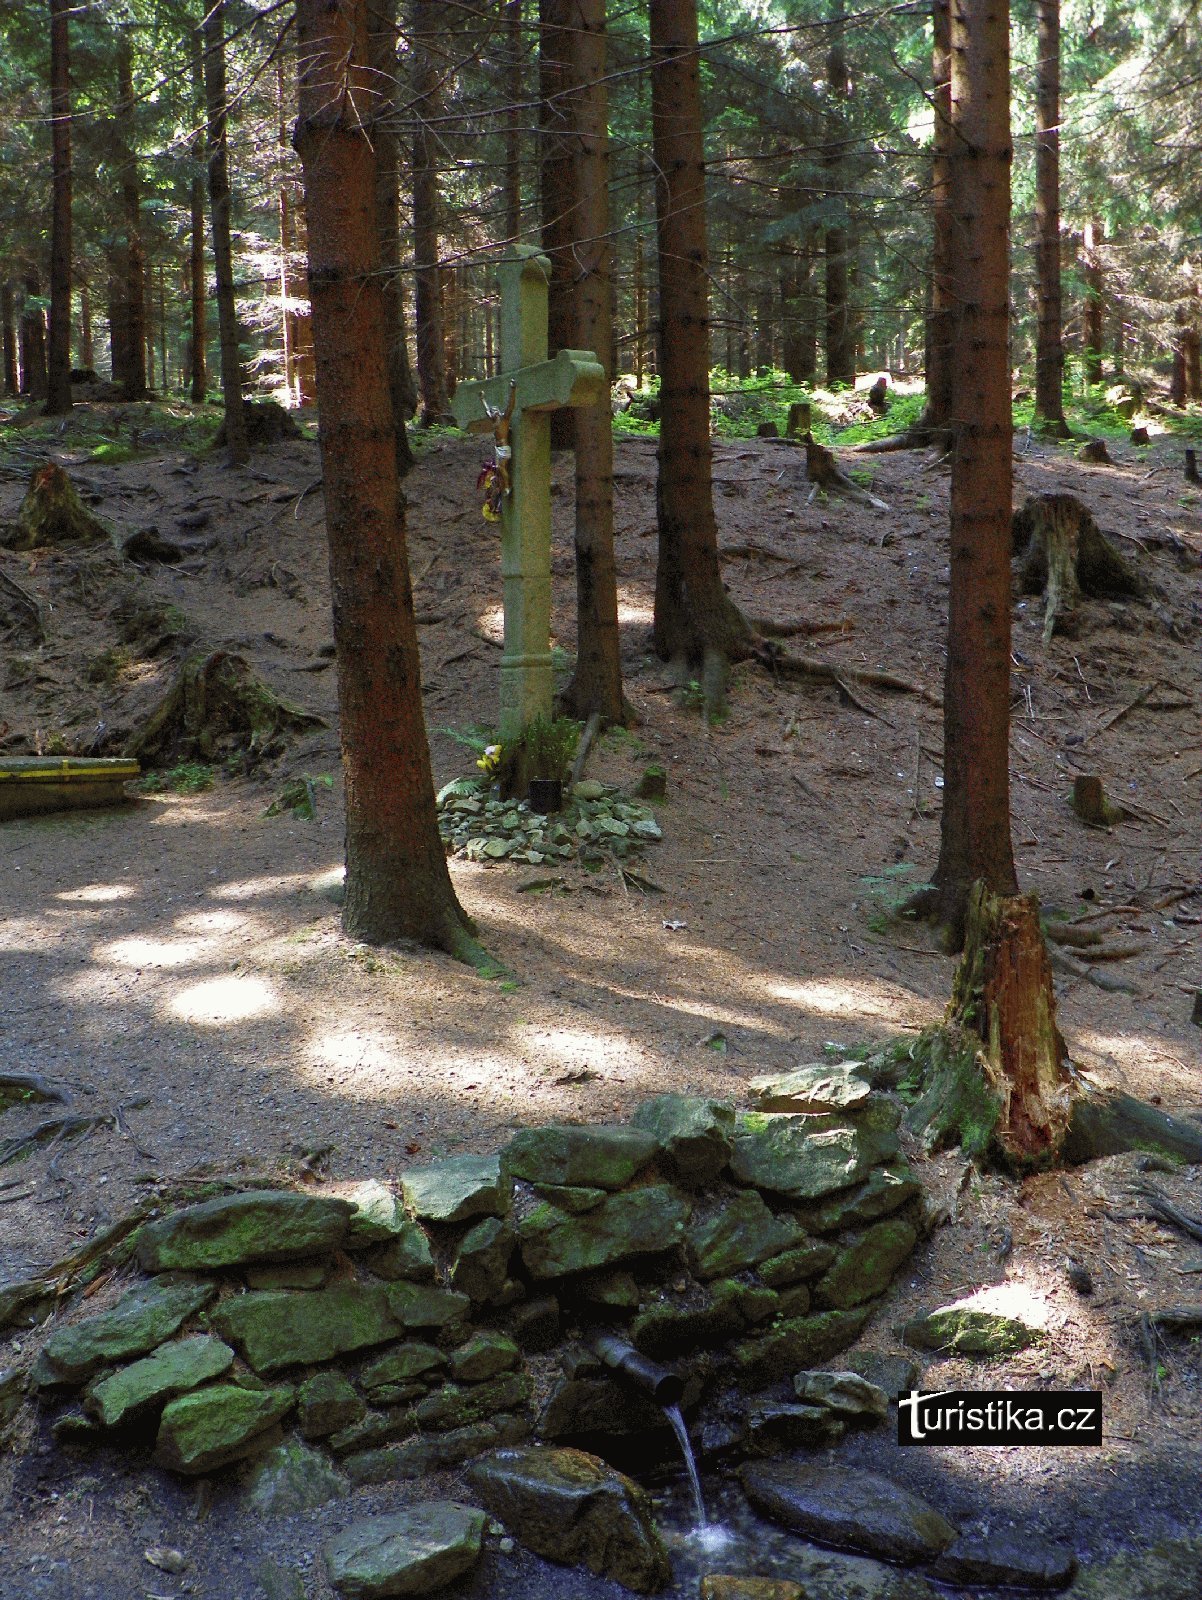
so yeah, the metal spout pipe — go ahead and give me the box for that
[592,1332,685,1407]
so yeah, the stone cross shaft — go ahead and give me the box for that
[451,246,604,744]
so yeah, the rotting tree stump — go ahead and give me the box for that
[124,650,325,768]
[905,883,1076,1169]
[1012,492,1143,643]
[213,399,303,452]
[3,463,108,551]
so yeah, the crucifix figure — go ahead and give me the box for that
[452,246,605,747]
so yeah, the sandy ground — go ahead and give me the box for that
[0,407,1199,1597]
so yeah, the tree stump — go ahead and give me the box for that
[867,375,889,413]
[1078,438,1112,465]
[124,650,325,767]
[1185,448,1200,486]
[905,884,1076,1168]
[1012,492,1143,642]
[3,463,108,550]
[1130,426,1150,446]
[213,399,303,451]
[785,402,811,438]
[1071,774,1123,827]
[804,437,887,508]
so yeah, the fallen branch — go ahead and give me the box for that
[0,1113,113,1169]
[752,638,938,703]
[1138,1187,1202,1246]
[0,565,45,639]
[1048,942,1136,994]
[569,711,602,789]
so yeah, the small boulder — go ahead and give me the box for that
[928,1529,1078,1590]
[297,1371,366,1440]
[345,1181,405,1247]
[243,1440,349,1516]
[135,1190,354,1272]
[813,1218,918,1310]
[33,1280,216,1388]
[843,1349,920,1397]
[630,1095,735,1186]
[209,1284,401,1374]
[469,1444,671,1593]
[449,1331,521,1383]
[450,1216,515,1304]
[401,1154,508,1224]
[386,1281,471,1333]
[518,1186,690,1279]
[749,1061,874,1114]
[740,1461,957,1565]
[800,1162,921,1234]
[902,1306,1036,1357]
[323,1503,485,1599]
[732,1307,872,1388]
[793,1369,889,1422]
[85,1334,234,1428]
[365,1222,435,1283]
[688,1191,801,1280]
[730,1106,899,1201]
[504,1124,658,1191]
[758,1241,836,1287]
[154,1383,295,1475]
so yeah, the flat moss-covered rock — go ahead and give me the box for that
[360,1342,446,1399]
[688,1191,801,1280]
[630,1280,772,1361]
[538,1373,669,1440]
[469,1444,671,1594]
[33,1280,216,1388]
[801,1163,922,1234]
[243,1440,349,1515]
[814,1218,918,1310]
[323,1503,486,1600]
[758,1240,837,1287]
[400,1154,508,1224]
[928,1530,1077,1590]
[329,1409,417,1457]
[740,1461,957,1565]
[733,1307,872,1387]
[154,1383,294,1474]
[136,1191,353,1272]
[794,1370,889,1421]
[449,1331,520,1382]
[630,1095,735,1186]
[345,1181,405,1248]
[749,1062,874,1114]
[85,1334,234,1428]
[411,1371,531,1431]
[504,1124,658,1191]
[532,1184,608,1214]
[901,1306,1037,1357]
[209,1284,400,1373]
[386,1281,471,1332]
[365,1223,435,1283]
[297,1372,365,1440]
[730,1106,899,1201]
[747,1401,845,1450]
[344,1412,531,1486]
[450,1216,515,1304]
[519,1186,690,1279]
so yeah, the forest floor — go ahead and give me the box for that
[0,392,1200,1599]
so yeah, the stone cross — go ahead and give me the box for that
[451,246,605,744]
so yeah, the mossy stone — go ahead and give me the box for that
[360,1342,447,1397]
[297,1371,366,1440]
[154,1383,295,1474]
[345,1181,405,1248]
[813,1218,918,1310]
[208,1284,400,1374]
[532,1184,608,1214]
[33,1280,216,1389]
[365,1222,435,1283]
[343,1413,531,1486]
[448,1331,520,1383]
[749,1062,874,1114]
[630,1094,735,1186]
[386,1281,471,1333]
[687,1191,801,1280]
[401,1154,509,1224]
[519,1186,690,1279]
[135,1190,353,1272]
[800,1163,922,1234]
[450,1216,515,1304]
[901,1307,1037,1357]
[732,1307,873,1388]
[329,1409,418,1457]
[244,1261,328,1291]
[758,1241,837,1287]
[730,1102,901,1201]
[243,1440,349,1515]
[411,1371,532,1431]
[504,1124,659,1191]
[323,1503,486,1600]
[84,1334,234,1428]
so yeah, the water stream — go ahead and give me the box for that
[662,1404,707,1530]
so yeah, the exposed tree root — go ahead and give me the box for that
[849,422,954,456]
[1063,1091,1202,1165]
[750,636,938,703]
[1013,492,1145,643]
[803,436,888,509]
[3,463,109,550]
[124,649,325,767]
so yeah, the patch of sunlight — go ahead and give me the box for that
[617,599,654,625]
[309,1029,403,1078]
[475,605,504,643]
[0,917,63,952]
[99,935,216,969]
[771,976,930,1023]
[523,1024,641,1073]
[171,909,257,935]
[210,870,326,901]
[947,1279,1054,1331]
[169,975,280,1025]
[147,800,230,826]
[55,883,135,903]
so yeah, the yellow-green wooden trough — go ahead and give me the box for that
[0,757,141,822]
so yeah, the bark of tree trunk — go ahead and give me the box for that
[930,0,1018,945]
[46,0,73,415]
[919,0,953,432]
[293,0,479,959]
[504,0,523,245]
[649,0,751,704]
[560,0,625,724]
[411,0,451,424]
[116,36,147,399]
[367,0,416,476]
[823,32,854,388]
[20,278,48,401]
[1032,0,1068,434]
[1081,219,1104,386]
[189,24,207,403]
[539,0,577,450]
[1,281,17,395]
[203,2,249,466]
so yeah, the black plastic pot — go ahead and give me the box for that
[528,778,563,814]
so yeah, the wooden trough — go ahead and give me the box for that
[0,757,141,822]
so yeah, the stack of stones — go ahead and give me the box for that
[22,1065,924,1553]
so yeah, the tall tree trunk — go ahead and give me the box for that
[203,2,248,465]
[1032,0,1067,433]
[1186,318,1202,403]
[116,36,147,399]
[189,23,207,403]
[367,0,416,474]
[539,0,577,449]
[20,278,48,400]
[46,0,73,414]
[649,0,750,703]
[823,32,854,388]
[275,57,295,405]
[1170,307,1188,407]
[560,0,625,723]
[79,280,93,369]
[1081,219,1104,386]
[504,0,523,244]
[293,0,480,960]
[1,281,17,394]
[106,265,129,386]
[931,0,1018,945]
[157,262,168,392]
[411,0,451,423]
[918,0,953,432]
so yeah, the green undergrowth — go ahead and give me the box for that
[137,762,216,795]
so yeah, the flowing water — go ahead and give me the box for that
[663,1404,708,1530]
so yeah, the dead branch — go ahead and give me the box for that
[752,638,938,703]
[1048,942,1137,994]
